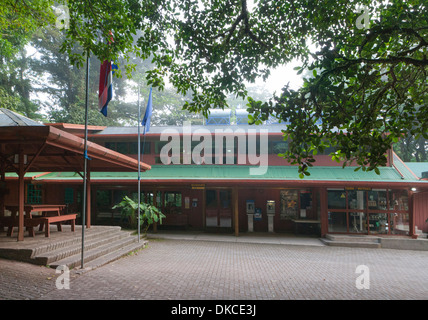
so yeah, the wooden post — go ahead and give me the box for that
[233,187,239,237]
[153,189,158,233]
[319,188,328,238]
[86,165,91,228]
[18,151,25,241]
[202,188,206,228]
[0,153,5,224]
[408,189,416,238]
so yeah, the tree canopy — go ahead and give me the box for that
[2,0,427,175]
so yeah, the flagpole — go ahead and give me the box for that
[137,85,141,242]
[81,50,90,269]
[139,87,152,239]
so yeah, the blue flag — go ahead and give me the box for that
[141,88,153,134]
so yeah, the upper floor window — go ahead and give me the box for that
[104,141,151,155]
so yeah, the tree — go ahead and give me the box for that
[0,0,56,59]
[394,135,428,162]
[4,1,427,174]
[29,26,127,125]
[0,0,58,120]
[0,46,44,120]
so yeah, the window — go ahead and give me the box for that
[27,184,42,204]
[155,141,169,154]
[328,212,347,233]
[163,192,182,214]
[269,141,288,154]
[206,190,217,209]
[348,190,366,210]
[129,142,151,155]
[327,190,346,209]
[327,188,410,235]
[389,190,408,211]
[65,188,74,204]
[96,190,112,210]
[368,190,388,210]
[105,142,151,155]
[116,142,128,154]
[105,142,116,151]
[390,213,410,235]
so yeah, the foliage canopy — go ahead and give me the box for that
[2,0,427,174]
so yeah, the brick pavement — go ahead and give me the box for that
[1,239,428,301]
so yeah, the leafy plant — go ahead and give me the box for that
[112,195,165,235]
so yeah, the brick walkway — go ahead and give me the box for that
[1,239,428,301]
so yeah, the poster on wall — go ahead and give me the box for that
[280,190,298,220]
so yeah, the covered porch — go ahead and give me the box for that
[0,108,150,241]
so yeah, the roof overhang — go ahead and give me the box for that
[26,165,428,191]
[0,126,151,173]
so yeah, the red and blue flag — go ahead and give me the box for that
[98,60,118,117]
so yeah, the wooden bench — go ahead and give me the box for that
[4,214,77,238]
[38,214,77,237]
[3,217,43,237]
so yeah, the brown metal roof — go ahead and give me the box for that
[0,125,151,173]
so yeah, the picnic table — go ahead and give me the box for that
[2,204,77,238]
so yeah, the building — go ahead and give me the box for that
[2,109,428,239]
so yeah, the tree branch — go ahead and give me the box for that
[214,0,268,49]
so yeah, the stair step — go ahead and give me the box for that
[83,239,148,270]
[31,226,122,258]
[33,229,131,265]
[326,234,380,243]
[320,238,381,248]
[49,234,142,269]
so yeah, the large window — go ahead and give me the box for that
[164,191,182,214]
[327,188,409,235]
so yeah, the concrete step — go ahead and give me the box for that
[33,229,130,265]
[48,233,144,269]
[83,239,148,270]
[320,238,381,248]
[31,226,122,258]
[326,234,380,243]
[322,234,381,248]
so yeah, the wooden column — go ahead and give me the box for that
[0,153,5,222]
[408,189,416,238]
[153,189,158,233]
[86,165,91,228]
[18,151,25,241]
[233,187,239,237]
[319,188,328,237]
[202,188,206,228]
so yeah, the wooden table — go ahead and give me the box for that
[6,204,65,218]
[3,204,75,237]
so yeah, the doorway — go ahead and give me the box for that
[205,189,232,228]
